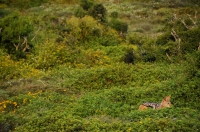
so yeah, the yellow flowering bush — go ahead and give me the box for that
[0,100,18,113]
[0,55,41,80]
[78,49,110,67]
[66,15,104,43]
[28,40,70,70]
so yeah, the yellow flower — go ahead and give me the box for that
[23,98,27,104]
[13,102,17,106]
[3,104,6,108]
[127,128,132,132]
[139,121,142,124]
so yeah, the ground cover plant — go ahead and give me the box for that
[0,0,200,131]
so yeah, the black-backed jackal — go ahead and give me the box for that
[139,96,171,110]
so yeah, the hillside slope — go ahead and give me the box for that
[0,0,200,131]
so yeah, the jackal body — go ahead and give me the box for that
[139,96,171,110]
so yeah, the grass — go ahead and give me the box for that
[1,62,199,131]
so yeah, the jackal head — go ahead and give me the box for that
[160,95,171,108]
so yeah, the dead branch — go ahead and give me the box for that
[22,37,29,52]
[187,14,197,27]
[31,27,41,41]
[171,29,179,41]
[37,80,46,87]
[13,36,21,51]
[166,53,173,62]
[171,29,182,55]
[13,36,29,52]
[180,19,190,29]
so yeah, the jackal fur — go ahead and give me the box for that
[139,96,171,110]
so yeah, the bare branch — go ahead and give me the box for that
[37,80,46,87]
[13,36,21,51]
[171,29,179,41]
[180,19,190,29]
[187,14,197,27]
[166,53,173,62]
[171,29,182,55]
[31,27,41,41]
[22,37,29,52]
[13,36,29,52]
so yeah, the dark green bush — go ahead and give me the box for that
[180,26,200,53]
[0,13,33,59]
[110,11,118,19]
[89,4,107,23]
[122,48,135,64]
[74,7,87,18]
[80,0,94,11]
[109,19,128,34]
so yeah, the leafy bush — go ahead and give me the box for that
[110,11,119,19]
[0,54,41,81]
[28,40,71,70]
[0,13,33,59]
[89,3,107,23]
[80,0,94,11]
[109,19,128,35]
[122,48,135,64]
[74,7,87,18]
[156,13,200,59]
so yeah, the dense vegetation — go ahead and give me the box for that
[0,0,200,131]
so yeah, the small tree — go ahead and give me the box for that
[89,4,107,23]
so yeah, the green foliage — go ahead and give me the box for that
[156,13,200,58]
[122,48,135,64]
[89,3,107,23]
[1,0,47,9]
[74,7,87,18]
[80,0,94,11]
[109,19,128,34]
[0,13,33,59]
[110,11,119,19]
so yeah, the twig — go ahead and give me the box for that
[31,27,41,41]
[22,37,29,52]
[166,53,173,62]
[37,80,46,87]
[180,19,190,29]
[13,36,21,51]
[171,29,182,55]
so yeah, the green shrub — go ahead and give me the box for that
[122,48,135,64]
[110,11,119,19]
[80,0,94,11]
[74,7,87,18]
[109,19,128,35]
[89,3,107,23]
[0,13,33,59]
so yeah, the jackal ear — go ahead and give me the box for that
[164,95,171,101]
